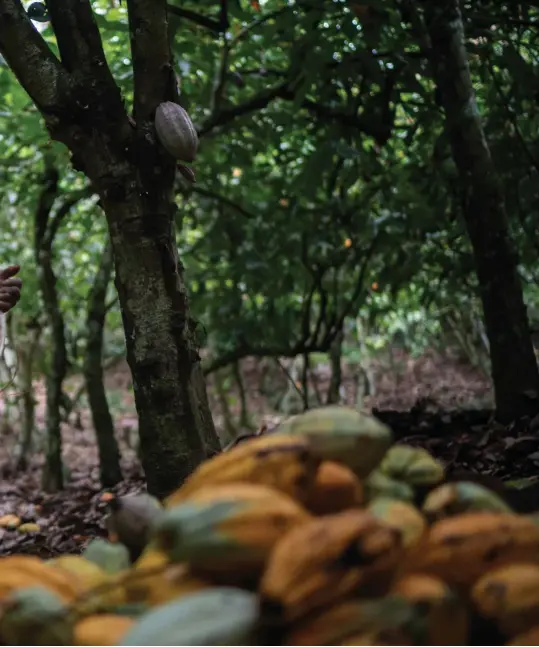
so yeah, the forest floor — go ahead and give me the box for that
[2,347,539,557]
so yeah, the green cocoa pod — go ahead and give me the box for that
[83,538,131,573]
[274,405,392,478]
[119,587,259,645]
[0,586,73,645]
[368,497,427,547]
[422,481,512,522]
[364,469,415,503]
[380,445,445,486]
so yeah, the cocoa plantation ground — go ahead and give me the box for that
[2,348,538,559]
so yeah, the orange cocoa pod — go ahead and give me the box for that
[402,512,539,588]
[74,614,135,645]
[165,434,320,506]
[472,563,539,636]
[390,574,469,645]
[260,509,403,623]
[308,461,364,515]
[286,597,415,645]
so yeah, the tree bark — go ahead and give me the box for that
[422,0,539,421]
[14,318,42,471]
[0,0,220,497]
[84,240,123,487]
[327,325,344,404]
[35,167,67,492]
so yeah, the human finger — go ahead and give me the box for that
[1,278,22,289]
[0,265,20,280]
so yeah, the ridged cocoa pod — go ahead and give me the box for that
[402,512,539,588]
[472,563,539,636]
[154,102,198,162]
[390,574,469,645]
[260,509,403,623]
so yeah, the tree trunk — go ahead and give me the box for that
[214,369,237,446]
[15,319,42,471]
[101,182,217,496]
[35,167,67,492]
[0,0,220,498]
[327,326,344,404]
[422,0,539,421]
[232,361,253,431]
[84,240,123,487]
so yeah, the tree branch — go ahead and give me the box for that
[202,343,301,376]
[199,80,392,141]
[45,187,95,248]
[230,7,288,48]
[187,186,256,220]
[127,0,176,120]
[166,4,224,33]
[198,81,289,136]
[0,0,70,111]
[46,0,108,73]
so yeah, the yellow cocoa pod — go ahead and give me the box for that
[422,481,512,522]
[274,406,392,477]
[123,561,209,606]
[165,435,320,506]
[124,546,169,602]
[307,461,364,515]
[74,614,135,646]
[260,510,403,622]
[508,625,539,645]
[403,513,539,588]
[0,555,82,602]
[0,514,21,528]
[368,498,427,547]
[390,574,469,645]
[50,555,125,609]
[17,522,41,533]
[285,597,415,646]
[154,484,310,585]
[472,563,539,636]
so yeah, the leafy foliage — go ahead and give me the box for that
[0,0,538,377]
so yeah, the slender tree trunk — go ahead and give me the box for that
[15,320,42,470]
[232,361,253,430]
[35,167,67,492]
[422,0,539,421]
[84,240,123,487]
[327,326,344,404]
[214,369,237,446]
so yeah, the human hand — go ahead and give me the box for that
[0,265,23,313]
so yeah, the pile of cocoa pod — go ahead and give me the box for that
[1,405,539,645]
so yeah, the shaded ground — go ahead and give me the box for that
[1,348,538,558]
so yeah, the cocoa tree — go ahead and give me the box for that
[0,0,220,497]
[420,0,539,420]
